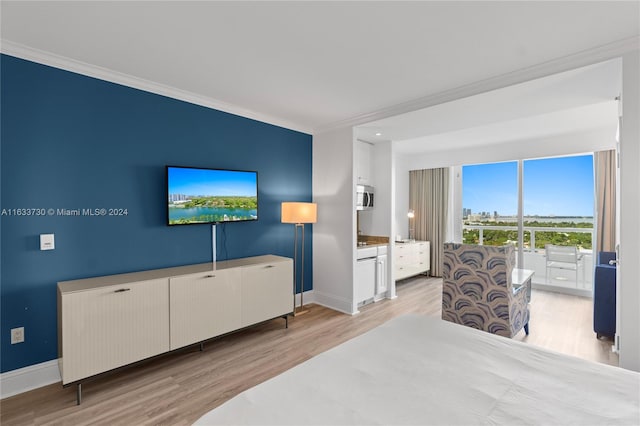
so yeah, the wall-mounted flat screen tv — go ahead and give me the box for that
[166,166,258,225]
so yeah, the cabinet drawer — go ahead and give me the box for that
[395,245,411,265]
[394,241,430,281]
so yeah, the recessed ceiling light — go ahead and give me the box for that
[375,132,382,136]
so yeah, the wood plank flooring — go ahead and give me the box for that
[0,276,618,425]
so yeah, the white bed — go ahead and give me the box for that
[195,314,640,425]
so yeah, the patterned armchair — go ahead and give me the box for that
[442,243,530,338]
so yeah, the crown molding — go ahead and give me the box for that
[314,36,640,135]
[3,36,637,138]
[0,39,312,135]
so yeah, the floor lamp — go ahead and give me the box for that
[408,209,415,241]
[281,202,317,316]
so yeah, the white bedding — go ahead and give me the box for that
[195,314,640,425]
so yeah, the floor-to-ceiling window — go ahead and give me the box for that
[462,154,595,294]
[462,161,518,247]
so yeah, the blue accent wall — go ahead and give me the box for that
[0,55,313,373]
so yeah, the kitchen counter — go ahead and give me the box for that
[357,234,389,249]
[357,242,388,248]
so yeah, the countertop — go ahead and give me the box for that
[357,242,388,249]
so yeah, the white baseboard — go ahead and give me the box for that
[310,290,356,315]
[0,359,61,400]
[295,290,315,308]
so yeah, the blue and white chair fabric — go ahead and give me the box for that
[442,243,530,338]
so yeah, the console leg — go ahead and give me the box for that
[200,342,204,352]
[77,383,82,405]
[284,315,288,329]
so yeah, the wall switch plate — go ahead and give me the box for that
[40,234,55,250]
[11,327,24,344]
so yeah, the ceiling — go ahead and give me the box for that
[360,58,622,153]
[1,1,639,143]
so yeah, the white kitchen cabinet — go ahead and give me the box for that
[356,140,372,185]
[356,245,389,306]
[169,269,242,350]
[58,254,292,404]
[395,241,430,280]
[375,253,388,297]
[355,257,376,304]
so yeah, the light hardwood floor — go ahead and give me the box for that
[0,276,618,425]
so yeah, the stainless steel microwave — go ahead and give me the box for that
[356,185,374,210]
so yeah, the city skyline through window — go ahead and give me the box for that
[463,155,594,218]
[462,154,595,251]
[462,161,517,218]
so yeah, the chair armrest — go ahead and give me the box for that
[513,283,526,296]
[513,282,527,299]
[512,269,533,303]
[513,277,531,304]
[510,279,531,335]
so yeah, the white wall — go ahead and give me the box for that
[358,141,392,237]
[449,166,463,243]
[312,127,356,314]
[394,152,410,240]
[618,49,640,371]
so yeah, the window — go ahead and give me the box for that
[462,161,518,247]
[523,155,594,251]
[462,154,595,289]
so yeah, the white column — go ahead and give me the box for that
[618,49,640,371]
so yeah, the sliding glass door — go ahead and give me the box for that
[523,155,594,289]
[462,154,594,290]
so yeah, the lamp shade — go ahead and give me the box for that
[281,202,317,224]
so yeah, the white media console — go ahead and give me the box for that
[57,254,293,404]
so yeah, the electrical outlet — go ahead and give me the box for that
[11,327,24,344]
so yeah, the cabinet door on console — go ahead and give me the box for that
[169,269,242,350]
[241,260,293,327]
[60,278,170,384]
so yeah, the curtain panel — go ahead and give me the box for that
[594,149,616,253]
[409,168,449,277]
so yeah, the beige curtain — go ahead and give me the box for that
[409,168,449,277]
[594,150,616,253]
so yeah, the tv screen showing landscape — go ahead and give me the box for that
[167,166,258,225]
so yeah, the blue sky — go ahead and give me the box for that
[168,167,257,197]
[462,155,594,216]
